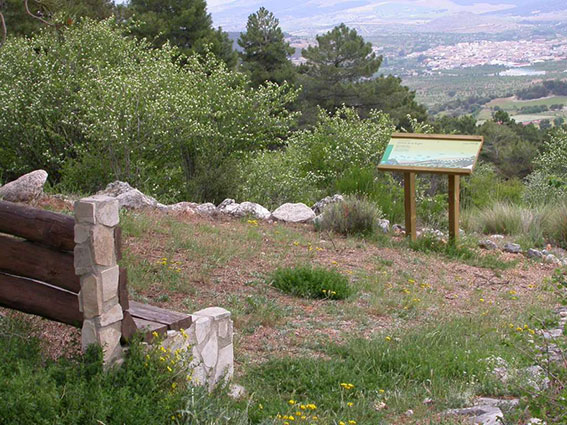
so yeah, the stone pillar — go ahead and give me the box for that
[160,307,234,391]
[74,195,123,366]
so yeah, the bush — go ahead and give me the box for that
[461,163,525,210]
[545,202,567,248]
[0,19,298,203]
[269,265,352,300]
[315,196,382,236]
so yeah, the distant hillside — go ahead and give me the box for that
[208,0,567,35]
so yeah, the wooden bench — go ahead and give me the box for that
[0,199,191,343]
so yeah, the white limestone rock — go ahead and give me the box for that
[0,170,48,202]
[97,181,165,210]
[272,203,316,223]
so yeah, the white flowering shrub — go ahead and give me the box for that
[289,106,393,188]
[525,128,567,205]
[0,19,298,201]
[237,106,394,208]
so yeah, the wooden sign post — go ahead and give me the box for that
[378,133,484,244]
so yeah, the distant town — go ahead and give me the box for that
[407,37,567,71]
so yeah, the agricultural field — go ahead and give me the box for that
[4,199,566,424]
[403,60,567,113]
[476,96,567,124]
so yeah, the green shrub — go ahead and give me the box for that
[0,19,298,203]
[269,265,352,300]
[461,163,525,210]
[335,167,406,224]
[236,149,323,209]
[315,196,382,236]
[545,201,567,248]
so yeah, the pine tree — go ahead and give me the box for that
[299,23,426,127]
[128,0,236,68]
[237,7,295,87]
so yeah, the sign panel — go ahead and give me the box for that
[378,133,483,175]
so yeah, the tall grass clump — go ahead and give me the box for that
[463,203,547,245]
[315,196,382,236]
[268,265,352,300]
[545,201,567,248]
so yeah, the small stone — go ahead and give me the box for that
[378,219,390,233]
[194,317,212,345]
[93,196,120,227]
[392,224,404,233]
[196,203,217,215]
[194,306,231,321]
[479,240,498,250]
[503,243,521,254]
[74,224,91,244]
[423,398,433,405]
[228,383,246,399]
[100,265,120,303]
[544,254,560,265]
[405,409,414,417]
[526,248,544,259]
[214,343,234,383]
[490,234,504,239]
[79,274,103,319]
[96,303,123,327]
[74,243,94,275]
[311,194,344,215]
[200,332,218,369]
[272,203,316,223]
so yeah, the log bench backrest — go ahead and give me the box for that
[0,201,81,326]
[0,199,191,346]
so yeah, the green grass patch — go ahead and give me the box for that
[315,196,382,237]
[408,234,515,270]
[268,265,353,300]
[243,315,531,424]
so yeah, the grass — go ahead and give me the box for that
[16,202,565,424]
[408,234,515,270]
[463,201,567,248]
[243,314,536,424]
[314,196,383,236]
[268,265,353,300]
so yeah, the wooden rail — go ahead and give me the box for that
[0,201,74,251]
[0,199,191,344]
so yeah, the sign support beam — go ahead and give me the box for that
[404,172,417,242]
[448,174,460,243]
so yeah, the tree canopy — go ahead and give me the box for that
[128,0,236,68]
[298,23,425,127]
[237,7,295,87]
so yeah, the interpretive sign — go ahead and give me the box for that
[378,133,483,175]
[377,133,484,243]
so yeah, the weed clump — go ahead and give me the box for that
[315,196,382,236]
[269,265,352,300]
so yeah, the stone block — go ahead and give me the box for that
[97,303,123,327]
[194,316,212,345]
[200,331,218,369]
[214,343,234,384]
[93,196,119,227]
[74,243,93,275]
[74,224,91,244]
[218,319,233,348]
[91,225,115,266]
[97,322,123,364]
[100,265,119,302]
[80,274,103,319]
[81,318,98,350]
[194,307,231,321]
[75,200,96,224]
